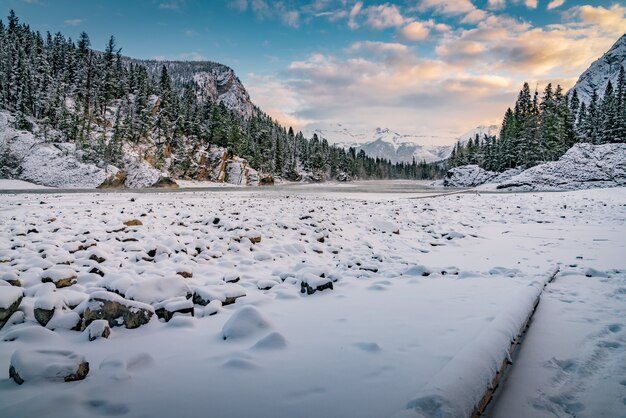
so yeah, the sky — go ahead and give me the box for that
[2,0,625,143]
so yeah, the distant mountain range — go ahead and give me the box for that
[307,125,499,163]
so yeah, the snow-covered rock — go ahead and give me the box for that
[82,291,154,330]
[84,319,111,341]
[497,143,626,191]
[221,306,272,341]
[0,112,114,188]
[0,286,24,329]
[9,349,89,385]
[444,165,498,187]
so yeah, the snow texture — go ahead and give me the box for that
[0,185,624,418]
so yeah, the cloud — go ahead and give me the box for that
[64,18,83,26]
[487,0,506,9]
[364,4,406,29]
[572,4,626,37]
[418,0,489,26]
[399,21,430,41]
[348,2,363,29]
[547,0,564,10]
[524,0,537,8]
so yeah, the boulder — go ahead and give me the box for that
[193,283,246,306]
[152,177,179,188]
[34,293,67,327]
[41,266,77,288]
[299,272,333,295]
[97,170,126,188]
[497,143,626,191]
[82,291,154,330]
[84,320,111,341]
[9,349,89,384]
[123,219,143,227]
[244,230,262,244]
[0,286,23,329]
[154,297,194,322]
[444,165,497,187]
[258,174,274,185]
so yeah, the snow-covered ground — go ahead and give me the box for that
[0,179,52,190]
[488,267,626,418]
[0,187,624,418]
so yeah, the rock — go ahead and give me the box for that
[222,306,272,341]
[497,143,626,191]
[154,297,194,322]
[258,174,274,185]
[244,230,262,244]
[34,293,67,327]
[84,320,111,341]
[176,270,193,279]
[41,266,77,288]
[9,349,89,385]
[193,283,246,306]
[123,219,143,227]
[1,272,21,287]
[152,177,179,188]
[444,165,497,187]
[300,272,333,295]
[97,170,126,188]
[0,286,23,329]
[34,307,55,327]
[125,276,191,305]
[82,291,154,330]
[335,172,352,182]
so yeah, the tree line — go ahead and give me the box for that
[0,11,443,181]
[448,67,626,172]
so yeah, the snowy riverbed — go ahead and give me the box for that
[0,187,625,418]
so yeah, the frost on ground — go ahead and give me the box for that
[0,187,624,418]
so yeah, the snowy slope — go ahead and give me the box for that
[568,34,626,103]
[444,143,626,190]
[497,143,626,191]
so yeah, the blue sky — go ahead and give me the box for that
[3,0,625,142]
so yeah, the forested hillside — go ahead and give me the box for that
[0,11,443,183]
[448,68,626,172]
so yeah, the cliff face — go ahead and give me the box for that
[569,34,626,103]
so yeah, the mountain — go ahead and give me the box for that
[127,59,258,119]
[569,34,626,103]
[309,125,499,163]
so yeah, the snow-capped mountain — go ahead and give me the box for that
[309,125,499,163]
[454,125,500,147]
[568,34,626,103]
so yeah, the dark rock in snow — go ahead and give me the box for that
[82,291,154,330]
[0,286,23,330]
